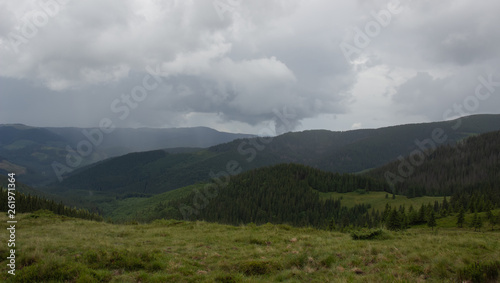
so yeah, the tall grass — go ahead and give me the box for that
[0,211,499,282]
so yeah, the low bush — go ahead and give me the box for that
[350,228,385,240]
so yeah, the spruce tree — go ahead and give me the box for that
[328,217,335,231]
[474,213,483,231]
[471,212,483,231]
[387,209,402,231]
[457,208,465,228]
[417,204,426,224]
[470,213,478,230]
[442,196,449,214]
[427,211,437,230]
[486,209,494,231]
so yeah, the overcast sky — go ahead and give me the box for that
[1,0,499,134]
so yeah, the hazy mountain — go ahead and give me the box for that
[0,124,254,186]
[44,126,254,154]
[52,114,500,196]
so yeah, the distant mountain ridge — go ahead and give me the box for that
[44,126,254,154]
[0,124,254,186]
[52,114,500,196]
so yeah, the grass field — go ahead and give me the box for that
[99,183,206,222]
[319,191,444,212]
[1,210,499,282]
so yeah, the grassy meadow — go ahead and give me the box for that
[99,184,206,222]
[319,191,444,212]
[1,210,499,282]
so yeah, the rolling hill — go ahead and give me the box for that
[365,129,500,202]
[52,114,500,197]
[0,124,253,186]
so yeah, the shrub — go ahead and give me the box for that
[350,229,384,240]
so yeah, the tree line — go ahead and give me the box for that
[161,162,499,231]
[0,187,103,221]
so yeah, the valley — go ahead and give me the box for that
[1,115,500,282]
[3,2,500,281]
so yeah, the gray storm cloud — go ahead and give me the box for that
[1,0,499,133]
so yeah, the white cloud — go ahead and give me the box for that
[0,0,499,133]
[351,122,362,129]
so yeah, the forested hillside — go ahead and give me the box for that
[147,129,500,229]
[168,163,387,228]
[366,130,500,209]
[51,114,500,197]
[0,124,253,186]
[158,162,498,231]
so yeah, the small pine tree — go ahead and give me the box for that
[382,203,391,222]
[428,211,437,230]
[442,196,449,213]
[471,213,478,230]
[387,209,402,231]
[471,212,483,232]
[417,204,426,224]
[486,209,494,231]
[475,214,483,231]
[457,208,465,228]
[328,217,335,231]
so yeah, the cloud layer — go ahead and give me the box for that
[1,0,499,133]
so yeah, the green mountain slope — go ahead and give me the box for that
[0,125,75,185]
[81,128,500,225]
[0,174,44,196]
[36,128,500,229]
[365,130,500,201]
[165,160,497,229]
[166,163,388,228]
[0,124,254,186]
[53,114,500,196]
